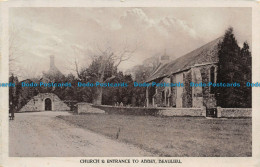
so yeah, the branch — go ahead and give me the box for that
[104,76,116,82]
[114,41,139,68]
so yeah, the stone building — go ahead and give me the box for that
[20,93,70,112]
[146,37,222,108]
[16,78,39,110]
[41,55,64,83]
[18,56,69,112]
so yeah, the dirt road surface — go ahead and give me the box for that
[9,111,154,157]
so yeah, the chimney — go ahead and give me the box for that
[160,50,170,64]
[50,55,55,69]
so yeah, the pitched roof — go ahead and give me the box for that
[46,66,64,77]
[146,36,223,82]
[42,64,64,81]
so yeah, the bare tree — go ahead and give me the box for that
[9,25,23,76]
[92,40,140,105]
[68,39,140,105]
[64,45,89,80]
[71,45,82,79]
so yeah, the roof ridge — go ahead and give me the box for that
[166,36,223,67]
[146,36,223,82]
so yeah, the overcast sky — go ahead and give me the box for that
[10,7,252,79]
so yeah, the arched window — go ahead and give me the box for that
[162,90,165,100]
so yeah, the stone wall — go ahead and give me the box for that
[158,108,205,117]
[183,70,192,108]
[191,67,203,108]
[150,63,218,109]
[19,96,42,111]
[218,108,252,118]
[200,64,217,108]
[19,93,70,112]
[17,81,39,110]
[163,64,218,109]
[159,107,251,118]
[76,103,105,114]
[176,73,184,107]
[79,104,251,118]
[153,84,164,107]
[152,77,171,107]
[93,105,161,116]
[170,75,177,107]
[52,95,70,111]
[92,105,206,117]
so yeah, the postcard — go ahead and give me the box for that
[0,0,260,167]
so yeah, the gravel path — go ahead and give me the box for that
[9,111,154,157]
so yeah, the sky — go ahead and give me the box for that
[9,7,252,79]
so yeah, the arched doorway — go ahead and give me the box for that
[45,98,52,111]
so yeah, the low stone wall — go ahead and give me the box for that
[78,104,251,118]
[158,108,205,117]
[219,108,252,118]
[92,105,160,116]
[76,103,105,114]
[93,105,206,117]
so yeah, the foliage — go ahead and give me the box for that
[216,27,252,108]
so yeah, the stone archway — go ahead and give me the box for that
[45,98,52,111]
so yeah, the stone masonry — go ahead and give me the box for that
[19,93,70,112]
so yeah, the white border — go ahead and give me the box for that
[1,1,260,167]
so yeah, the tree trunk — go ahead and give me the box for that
[94,87,102,105]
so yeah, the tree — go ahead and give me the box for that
[102,72,134,106]
[85,41,139,105]
[130,65,153,106]
[67,38,140,105]
[79,56,116,103]
[216,27,252,108]
[240,42,252,107]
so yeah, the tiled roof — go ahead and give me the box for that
[146,37,223,82]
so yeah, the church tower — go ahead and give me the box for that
[41,55,64,82]
[50,55,55,69]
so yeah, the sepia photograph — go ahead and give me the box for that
[7,7,253,158]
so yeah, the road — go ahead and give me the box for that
[9,111,154,157]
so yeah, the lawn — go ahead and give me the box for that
[58,114,251,157]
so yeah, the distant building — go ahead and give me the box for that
[146,37,222,108]
[41,55,64,82]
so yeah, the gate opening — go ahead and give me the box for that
[45,98,52,111]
